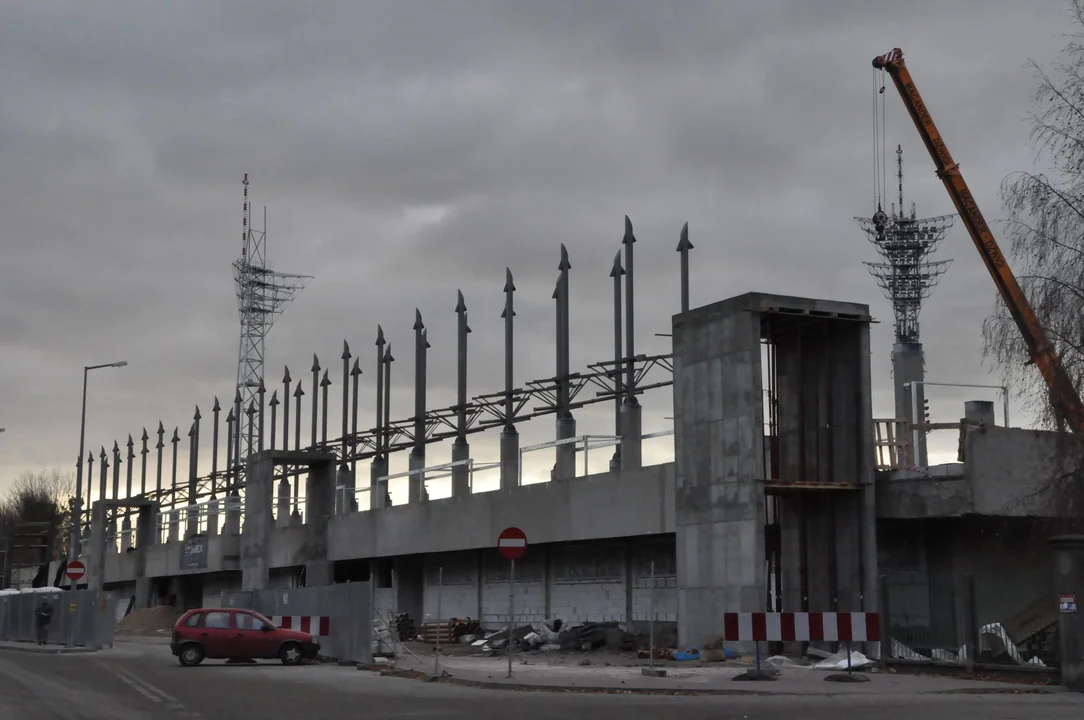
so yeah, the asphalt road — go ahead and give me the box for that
[2,643,1083,720]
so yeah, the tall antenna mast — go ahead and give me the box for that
[856,146,954,344]
[896,143,904,218]
[233,174,312,458]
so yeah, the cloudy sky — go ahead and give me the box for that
[0,0,1072,501]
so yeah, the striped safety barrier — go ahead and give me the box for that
[271,615,332,637]
[722,612,881,642]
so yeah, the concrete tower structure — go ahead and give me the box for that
[856,146,954,467]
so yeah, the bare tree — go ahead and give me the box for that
[0,468,76,560]
[982,0,1084,429]
[0,468,74,521]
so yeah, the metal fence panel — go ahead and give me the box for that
[0,591,116,648]
[221,583,371,664]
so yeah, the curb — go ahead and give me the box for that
[360,666,1064,698]
[0,645,100,656]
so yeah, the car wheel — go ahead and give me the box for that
[279,642,303,666]
[178,644,204,667]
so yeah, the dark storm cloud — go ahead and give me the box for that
[0,0,1073,491]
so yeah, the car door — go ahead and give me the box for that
[233,611,278,659]
[199,610,234,658]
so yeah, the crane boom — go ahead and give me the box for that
[872,47,1084,432]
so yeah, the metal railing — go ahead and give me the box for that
[157,497,243,544]
[331,429,676,509]
[874,417,982,471]
[336,458,502,510]
[518,430,676,482]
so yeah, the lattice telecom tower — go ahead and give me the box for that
[234,173,312,458]
[856,145,955,344]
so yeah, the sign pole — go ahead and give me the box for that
[648,560,655,671]
[496,526,527,679]
[507,558,515,679]
[435,566,442,677]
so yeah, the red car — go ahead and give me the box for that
[170,608,320,667]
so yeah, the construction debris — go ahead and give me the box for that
[115,605,182,633]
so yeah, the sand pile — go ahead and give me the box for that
[116,605,183,633]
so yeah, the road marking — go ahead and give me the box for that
[111,665,187,712]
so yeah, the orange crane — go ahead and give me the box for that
[872,47,1084,431]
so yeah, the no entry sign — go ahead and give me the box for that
[66,560,86,582]
[497,527,527,560]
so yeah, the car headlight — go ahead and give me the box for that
[311,635,318,644]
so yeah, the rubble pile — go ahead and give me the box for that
[393,613,742,665]
[393,613,416,642]
[115,605,182,633]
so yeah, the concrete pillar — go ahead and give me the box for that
[619,401,642,471]
[206,499,219,537]
[277,478,291,527]
[892,342,927,466]
[120,516,132,552]
[107,515,117,554]
[185,503,199,538]
[859,329,880,632]
[166,510,179,543]
[500,428,519,489]
[450,438,470,497]
[1050,535,1084,692]
[370,457,388,510]
[134,505,154,610]
[408,449,428,503]
[553,416,576,481]
[335,464,351,514]
[241,452,276,592]
[85,501,107,591]
[672,297,766,649]
[291,477,303,527]
[304,459,335,586]
[223,494,241,535]
[342,463,359,513]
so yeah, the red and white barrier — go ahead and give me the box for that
[271,615,331,637]
[722,612,880,642]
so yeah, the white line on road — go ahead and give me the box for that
[110,665,187,713]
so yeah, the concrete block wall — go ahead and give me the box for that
[966,426,1084,517]
[409,536,678,630]
[629,537,678,623]
[201,571,243,609]
[422,550,479,621]
[550,541,625,623]
[481,550,545,626]
[373,588,397,620]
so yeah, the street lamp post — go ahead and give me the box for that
[70,361,128,564]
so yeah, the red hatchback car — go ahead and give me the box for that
[170,608,320,667]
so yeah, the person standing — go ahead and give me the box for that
[34,599,53,645]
